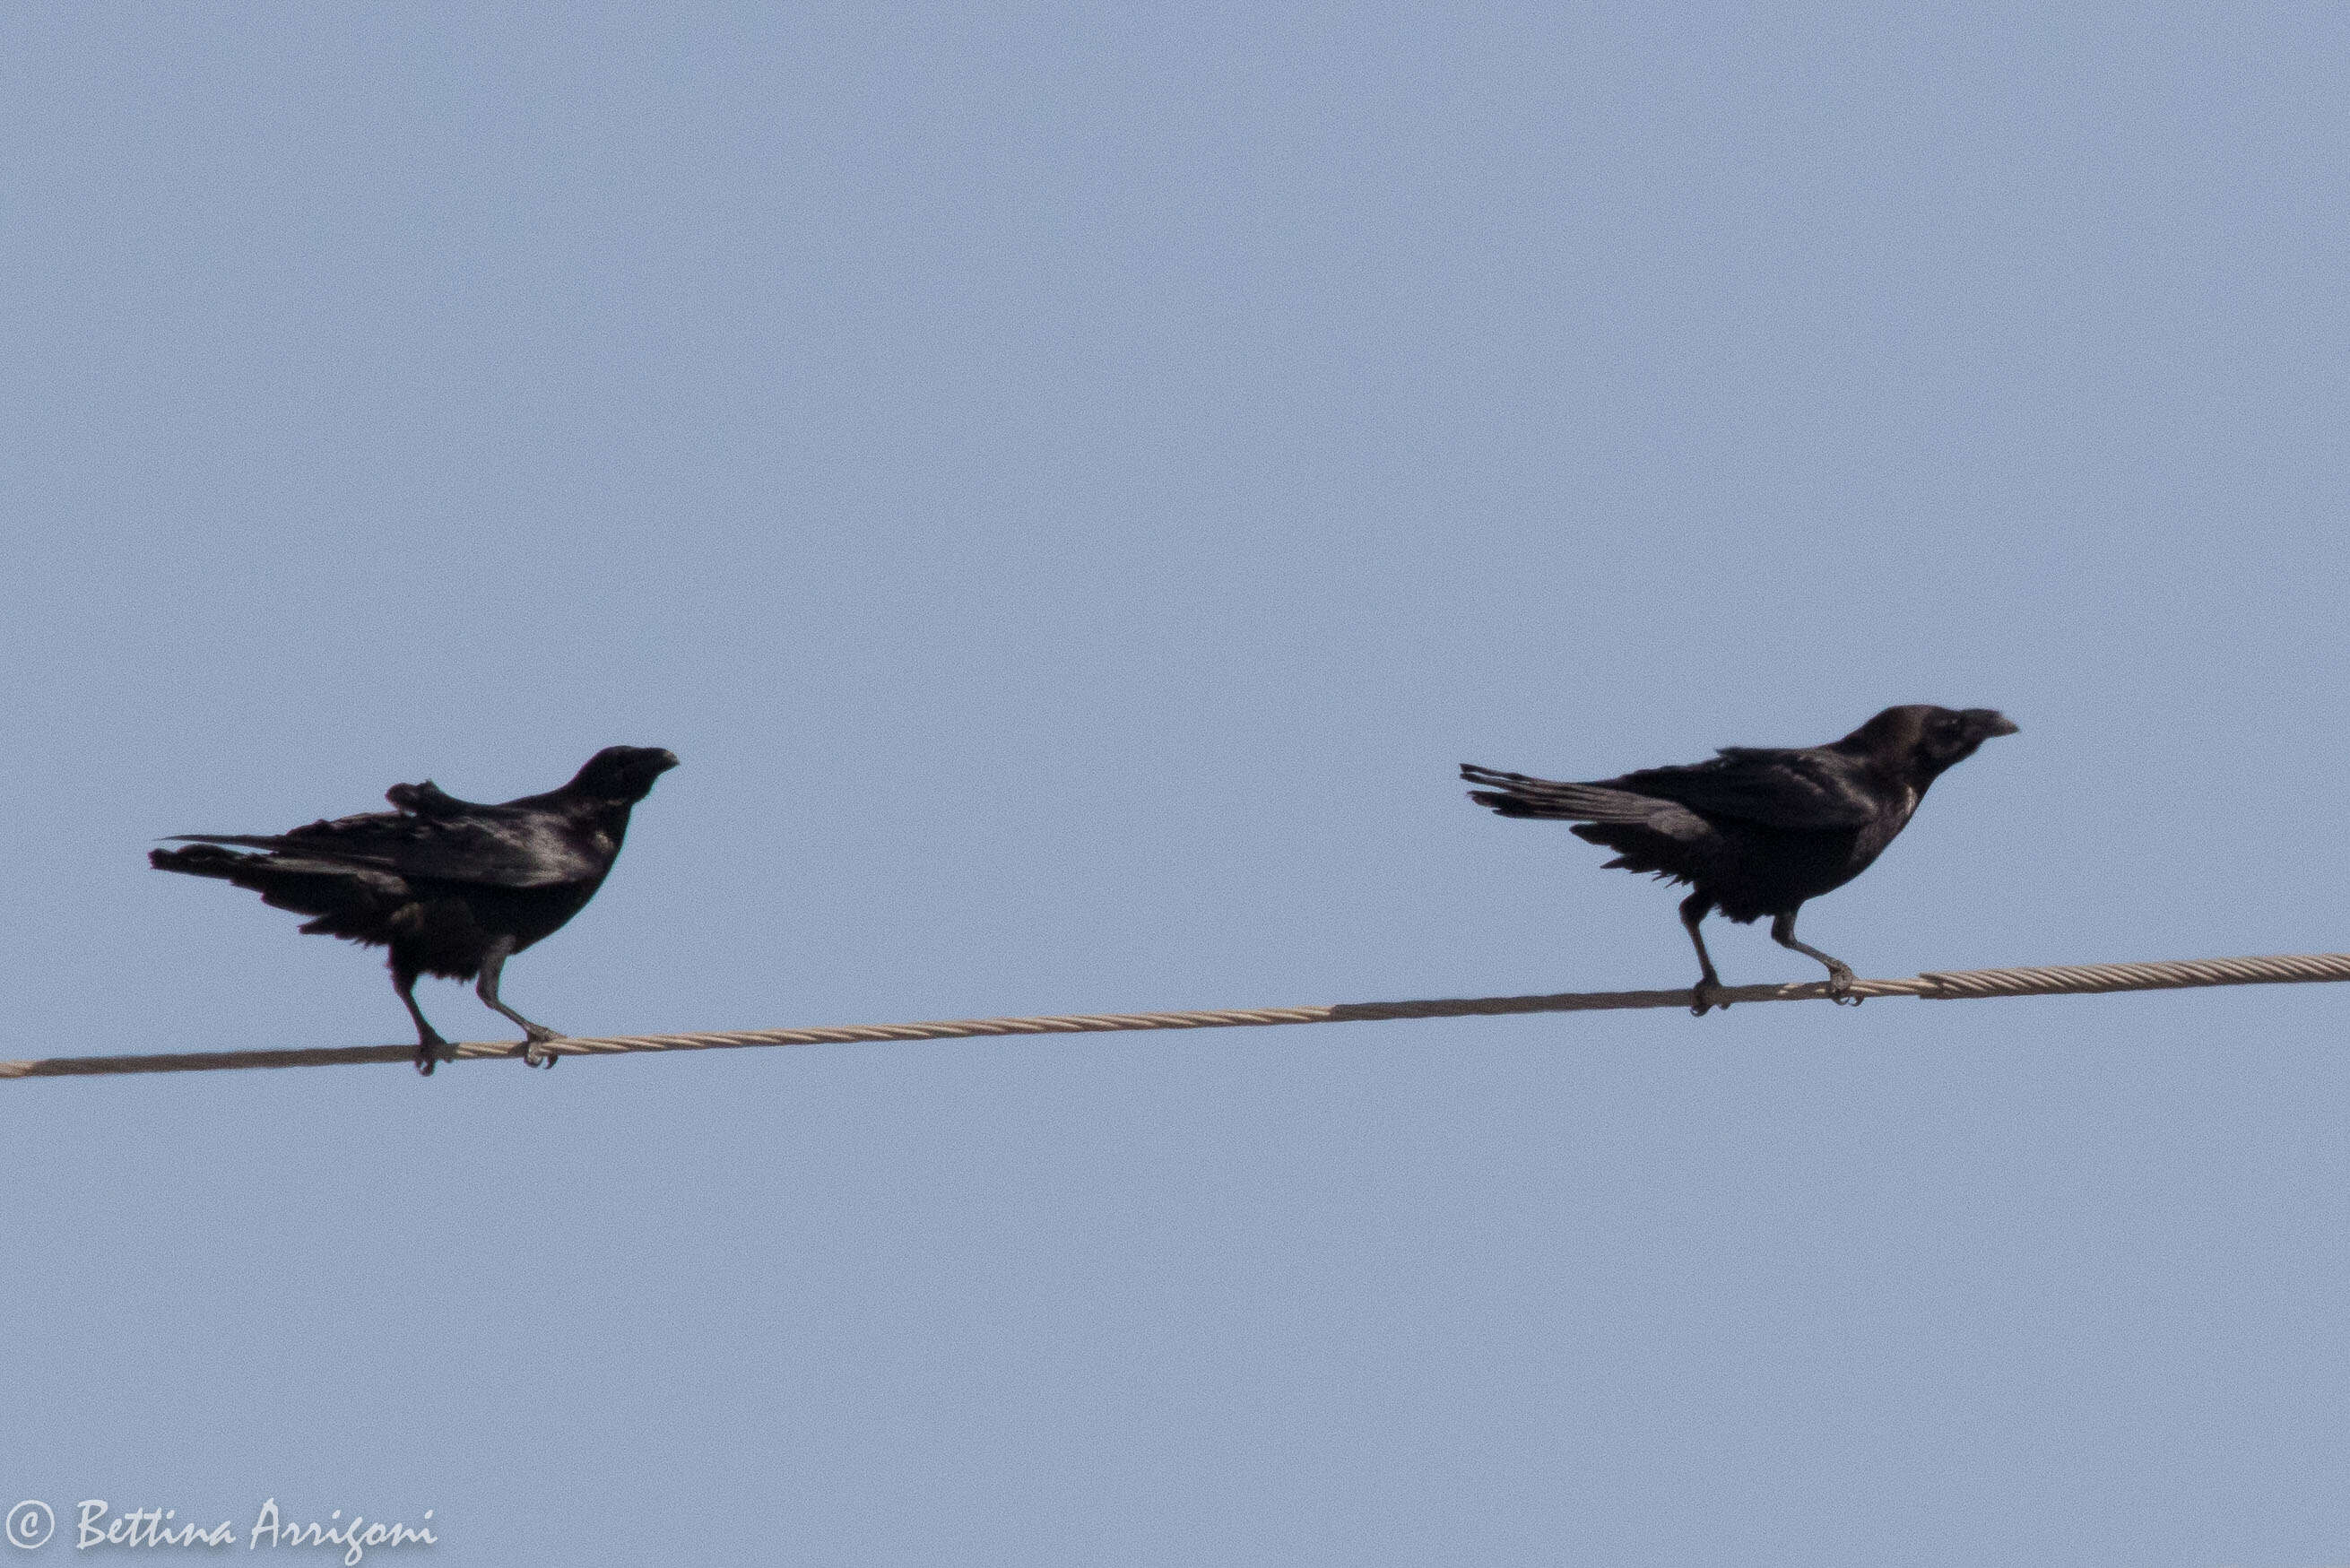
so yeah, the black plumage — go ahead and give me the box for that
[1462,706,2016,1013]
[152,746,679,1072]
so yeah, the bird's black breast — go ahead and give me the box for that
[1572,813,1898,923]
[1696,821,1877,921]
[384,878,604,980]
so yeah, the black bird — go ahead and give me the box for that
[152,746,680,1073]
[1462,706,2016,1014]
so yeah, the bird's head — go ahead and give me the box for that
[1845,706,2018,780]
[568,746,681,802]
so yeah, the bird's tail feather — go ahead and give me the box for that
[149,843,255,878]
[160,833,296,852]
[151,843,409,936]
[1460,764,1659,823]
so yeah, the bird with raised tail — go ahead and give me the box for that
[152,746,679,1073]
[1463,706,2016,1014]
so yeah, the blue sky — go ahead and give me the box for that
[5,4,2349,1564]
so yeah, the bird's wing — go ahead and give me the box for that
[1609,748,1878,830]
[169,805,602,888]
[383,779,479,817]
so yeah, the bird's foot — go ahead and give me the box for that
[413,1033,453,1076]
[1825,965,1862,1006]
[522,1025,563,1069]
[1690,978,1730,1018]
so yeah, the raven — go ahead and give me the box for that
[1462,706,2016,1014]
[152,746,679,1073]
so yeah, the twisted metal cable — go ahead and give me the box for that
[4,950,2346,1081]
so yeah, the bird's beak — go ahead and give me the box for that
[1981,713,2019,738]
[654,750,681,773]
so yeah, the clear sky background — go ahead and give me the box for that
[4,4,2347,1564]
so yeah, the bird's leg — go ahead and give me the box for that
[1771,911,1860,1005]
[477,938,562,1067]
[395,966,453,1076]
[1679,892,1730,1016]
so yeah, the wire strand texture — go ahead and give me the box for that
[5,951,2347,1082]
